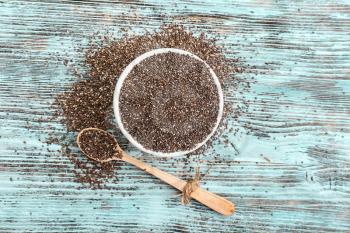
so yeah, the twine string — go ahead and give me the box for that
[181,166,212,205]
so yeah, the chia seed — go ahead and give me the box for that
[78,129,122,161]
[119,52,219,153]
[51,24,244,187]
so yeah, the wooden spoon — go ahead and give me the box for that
[77,127,235,216]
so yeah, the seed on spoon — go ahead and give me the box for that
[77,128,122,162]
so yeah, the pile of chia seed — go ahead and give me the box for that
[52,24,245,188]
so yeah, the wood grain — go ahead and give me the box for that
[1,0,350,232]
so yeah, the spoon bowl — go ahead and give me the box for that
[76,127,122,163]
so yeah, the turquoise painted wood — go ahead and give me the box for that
[1,0,350,232]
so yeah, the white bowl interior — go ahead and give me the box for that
[113,48,224,157]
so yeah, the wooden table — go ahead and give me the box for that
[1,1,349,232]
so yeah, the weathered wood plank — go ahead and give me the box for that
[1,0,350,232]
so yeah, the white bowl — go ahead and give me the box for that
[113,48,223,157]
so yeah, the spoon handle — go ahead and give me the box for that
[121,152,235,216]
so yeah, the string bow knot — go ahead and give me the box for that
[181,167,201,205]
